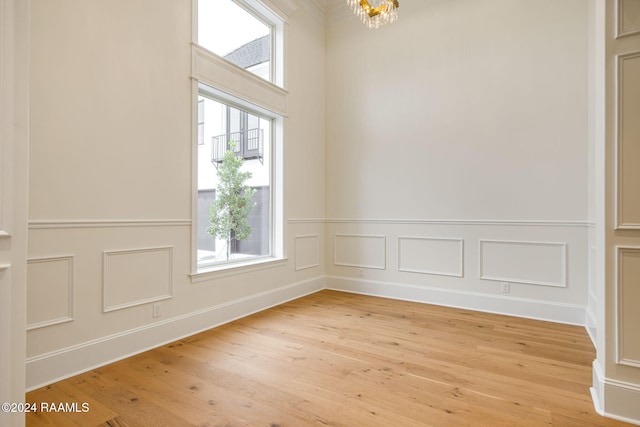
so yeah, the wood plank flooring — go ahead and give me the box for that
[26,290,634,426]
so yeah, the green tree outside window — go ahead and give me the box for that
[206,141,257,260]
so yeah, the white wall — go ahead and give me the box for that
[325,0,591,323]
[586,0,599,347]
[26,0,326,389]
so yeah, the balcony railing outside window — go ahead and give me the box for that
[211,128,264,167]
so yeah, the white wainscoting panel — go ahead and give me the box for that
[616,246,640,368]
[103,246,173,312]
[479,240,567,287]
[334,234,386,270]
[617,0,640,38]
[27,256,74,330]
[295,234,320,271]
[26,276,325,391]
[398,237,463,277]
[616,51,640,229]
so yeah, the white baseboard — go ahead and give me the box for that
[591,360,640,425]
[586,290,598,346]
[586,309,597,347]
[591,360,606,416]
[326,276,586,325]
[26,276,325,391]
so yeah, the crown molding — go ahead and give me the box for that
[257,0,298,19]
[307,0,327,15]
[326,0,356,25]
[292,0,327,25]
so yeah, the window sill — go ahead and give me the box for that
[190,256,288,283]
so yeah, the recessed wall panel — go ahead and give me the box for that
[295,234,319,271]
[27,256,74,329]
[480,240,566,287]
[398,237,463,277]
[617,247,640,367]
[618,0,640,37]
[617,52,640,228]
[334,234,386,270]
[103,246,173,312]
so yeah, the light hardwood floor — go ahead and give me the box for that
[26,290,634,426]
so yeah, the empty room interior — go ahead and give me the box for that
[2,0,640,425]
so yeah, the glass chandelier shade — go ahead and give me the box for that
[346,0,399,29]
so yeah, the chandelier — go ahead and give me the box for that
[346,0,399,29]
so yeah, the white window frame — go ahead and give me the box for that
[234,0,286,87]
[194,0,285,88]
[191,0,288,281]
[197,97,205,145]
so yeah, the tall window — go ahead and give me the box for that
[194,0,284,274]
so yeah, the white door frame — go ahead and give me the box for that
[0,0,29,426]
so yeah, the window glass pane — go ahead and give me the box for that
[197,95,271,268]
[198,0,271,81]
